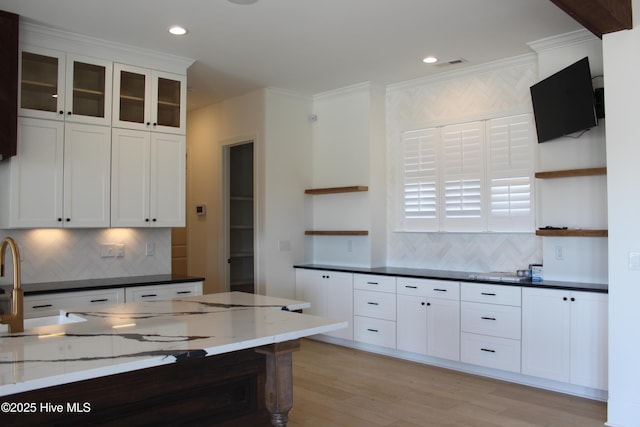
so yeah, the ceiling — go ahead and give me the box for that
[0,0,586,110]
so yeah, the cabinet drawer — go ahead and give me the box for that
[353,274,396,293]
[24,289,125,318]
[461,332,521,373]
[125,282,203,302]
[461,301,521,339]
[396,278,459,300]
[354,290,396,320]
[461,283,521,306]
[354,316,396,348]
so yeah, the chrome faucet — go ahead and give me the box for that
[0,237,24,333]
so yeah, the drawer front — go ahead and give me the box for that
[353,274,396,293]
[461,332,521,373]
[461,301,521,339]
[25,289,125,318]
[461,283,521,306]
[354,290,396,320]
[125,282,203,302]
[396,278,459,300]
[354,316,396,348]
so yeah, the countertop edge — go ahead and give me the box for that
[293,264,608,293]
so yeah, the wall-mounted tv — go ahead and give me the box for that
[530,57,598,143]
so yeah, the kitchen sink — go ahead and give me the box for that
[0,312,86,334]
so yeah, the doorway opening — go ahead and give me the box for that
[225,141,254,293]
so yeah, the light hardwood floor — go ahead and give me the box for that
[288,339,606,427]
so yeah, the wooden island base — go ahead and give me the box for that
[3,340,301,427]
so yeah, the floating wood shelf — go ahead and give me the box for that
[536,229,608,237]
[304,186,368,195]
[305,230,369,236]
[534,167,607,179]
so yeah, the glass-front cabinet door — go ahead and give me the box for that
[153,71,186,134]
[19,47,65,120]
[19,48,112,125]
[113,63,151,131]
[113,63,186,134]
[65,55,112,125]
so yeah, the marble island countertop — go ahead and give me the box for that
[0,292,346,397]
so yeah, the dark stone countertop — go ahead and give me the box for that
[294,264,608,293]
[0,274,205,296]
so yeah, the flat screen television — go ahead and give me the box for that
[530,57,598,143]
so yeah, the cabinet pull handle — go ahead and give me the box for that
[367,281,378,285]
[481,348,496,353]
[176,291,191,295]
[90,299,108,303]
[141,294,158,298]
[405,285,418,289]
[433,288,447,292]
[481,316,496,321]
[367,328,379,333]
[367,302,379,306]
[32,304,53,309]
[481,292,496,296]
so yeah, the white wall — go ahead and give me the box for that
[308,83,386,267]
[186,90,265,294]
[263,88,313,298]
[602,1,640,423]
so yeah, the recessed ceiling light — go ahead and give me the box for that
[168,26,188,36]
[423,56,438,64]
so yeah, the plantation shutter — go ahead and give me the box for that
[487,114,535,231]
[400,128,439,231]
[440,121,484,231]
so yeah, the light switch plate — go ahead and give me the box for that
[629,251,640,270]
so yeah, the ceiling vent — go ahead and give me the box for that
[435,58,467,68]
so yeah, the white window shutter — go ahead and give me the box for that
[400,128,439,231]
[440,122,484,231]
[487,114,535,231]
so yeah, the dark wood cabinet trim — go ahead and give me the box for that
[551,0,632,38]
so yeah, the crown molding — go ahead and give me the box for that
[387,53,537,94]
[527,29,600,54]
[20,20,194,74]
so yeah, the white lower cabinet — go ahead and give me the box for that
[521,287,608,390]
[353,274,396,348]
[24,282,203,318]
[124,281,203,302]
[460,283,521,373]
[24,288,125,318]
[396,279,460,361]
[294,269,353,340]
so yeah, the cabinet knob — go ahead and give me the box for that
[152,218,157,222]
[67,111,72,115]
[57,218,63,222]
[570,297,575,302]
[152,122,157,127]
[145,218,150,222]
[58,110,64,115]
[65,218,71,222]
[563,297,568,301]
[427,302,431,306]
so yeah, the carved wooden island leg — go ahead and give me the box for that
[256,339,301,427]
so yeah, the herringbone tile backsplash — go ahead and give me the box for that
[0,228,171,285]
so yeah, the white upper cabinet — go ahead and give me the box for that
[111,128,185,227]
[0,118,111,228]
[19,46,112,126]
[112,63,186,135]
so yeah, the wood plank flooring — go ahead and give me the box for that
[288,339,606,427]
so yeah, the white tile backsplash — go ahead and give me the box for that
[0,228,171,285]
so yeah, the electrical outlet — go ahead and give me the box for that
[146,242,155,256]
[555,246,564,261]
[101,243,124,258]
